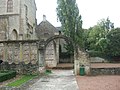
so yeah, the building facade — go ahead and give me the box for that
[0,0,37,41]
[36,15,60,67]
[36,15,73,68]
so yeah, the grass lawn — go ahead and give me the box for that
[7,70,52,87]
[7,75,37,87]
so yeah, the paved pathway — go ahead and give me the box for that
[27,70,79,90]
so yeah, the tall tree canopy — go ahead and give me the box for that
[56,0,83,53]
[105,28,120,57]
[85,18,114,57]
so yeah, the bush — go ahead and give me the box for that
[88,51,102,57]
[59,52,72,59]
[0,70,16,82]
[45,69,52,75]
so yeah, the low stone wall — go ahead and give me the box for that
[90,57,108,63]
[0,40,38,65]
[90,68,120,75]
[0,62,39,75]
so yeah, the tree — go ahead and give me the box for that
[86,18,114,56]
[105,28,120,57]
[87,25,106,51]
[56,0,83,53]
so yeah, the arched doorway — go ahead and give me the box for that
[11,29,18,40]
[38,35,90,75]
[41,35,74,68]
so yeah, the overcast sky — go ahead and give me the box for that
[35,0,120,29]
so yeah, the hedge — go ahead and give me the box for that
[0,71,16,82]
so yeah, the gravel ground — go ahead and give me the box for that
[76,75,120,90]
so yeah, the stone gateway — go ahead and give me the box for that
[0,1,90,75]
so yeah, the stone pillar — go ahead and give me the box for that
[29,44,31,62]
[39,48,45,67]
[12,43,15,62]
[3,43,7,62]
[55,39,59,64]
[74,47,90,75]
[74,60,80,75]
[19,43,23,61]
[38,48,45,73]
[74,49,80,75]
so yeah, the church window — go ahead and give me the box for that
[7,0,13,12]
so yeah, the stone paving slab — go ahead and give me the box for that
[27,70,79,90]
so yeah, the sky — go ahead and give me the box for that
[35,0,120,29]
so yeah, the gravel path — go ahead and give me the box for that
[76,75,120,90]
[27,70,79,90]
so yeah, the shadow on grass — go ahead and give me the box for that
[7,75,38,87]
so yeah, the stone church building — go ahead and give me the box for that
[36,15,60,67]
[0,0,37,41]
[0,0,90,75]
[36,15,73,68]
[0,0,69,68]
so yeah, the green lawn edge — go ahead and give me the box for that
[7,75,38,87]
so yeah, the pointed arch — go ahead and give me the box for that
[11,29,18,40]
[7,0,13,12]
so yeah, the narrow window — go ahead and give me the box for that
[7,0,13,12]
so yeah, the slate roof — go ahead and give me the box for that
[36,20,59,39]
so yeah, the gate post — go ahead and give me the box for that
[39,48,45,67]
[74,47,90,75]
[74,48,79,75]
[38,41,46,73]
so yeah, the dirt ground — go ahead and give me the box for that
[76,75,120,90]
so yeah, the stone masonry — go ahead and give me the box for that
[0,0,37,40]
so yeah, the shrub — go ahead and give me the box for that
[88,50,104,57]
[45,69,52,75]
[0,70,16,82]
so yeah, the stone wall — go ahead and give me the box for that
[0,62,39,75]
[0,0,20,15]
[90,57,108,63]
[74,47,90,75]
[0,40,39,74]
[0,0,37,40]
[90,68,120,75]
[45,41,57,67]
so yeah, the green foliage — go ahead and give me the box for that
[59,52,71,58]
[88,50,105,57]
[105,28,120,56]
[0,70,16,82]
[87,25,106,51]
[57,0,83,52]
[7,75,37,87]
[45,69,52,75]
[85,18,117,57]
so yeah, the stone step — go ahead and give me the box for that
[53,66,73,70]
[53,63,74,70]
[90,67,120,75]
